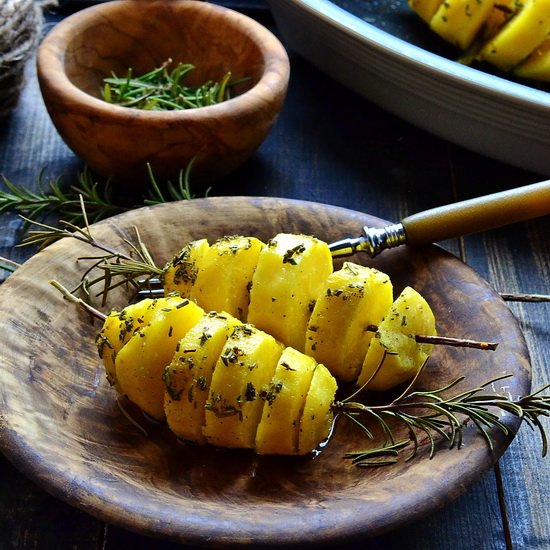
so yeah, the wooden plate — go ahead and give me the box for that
[0,197,531,546]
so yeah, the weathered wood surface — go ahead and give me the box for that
[0,2,548,549]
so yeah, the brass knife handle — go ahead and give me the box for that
[402,180,550,246]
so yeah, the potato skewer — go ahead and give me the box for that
[53,281,338,455]
[162,234,496,388]
[54,226,498,403]
[50,281,550,465]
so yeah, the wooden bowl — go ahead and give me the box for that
[36,0,290,186]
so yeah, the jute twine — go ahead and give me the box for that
[0,0,43,117]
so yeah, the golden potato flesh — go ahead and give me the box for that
[430,0,496,50]
[248,233,333,352]
[409,0,550,81]
[96,298,156,390]
[162,239,210,297]
[163,311,239,444]
[114,296,204,420]
[357,286,436,391]
[479,0,550,71]
[305,262,393,383]
[255,347,317,455]
[515,37,550,80]
[298,363,338,455]
[202,324,284,449]
[408,0,444,23]
[190,236,265,321]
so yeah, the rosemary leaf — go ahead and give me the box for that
[0,256,20,273]
[1,167,124,229]
[101,60,250,111]
[343,440,409,467]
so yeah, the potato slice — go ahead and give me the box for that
[248,233,333,352]
[163,311,239,444]
[478,0,518,42]
[96,298,156,390]
[298,363,338,455]
[408,0,445,23]
[162,238,210,297]
[203,324,284,449]
[190,236,265,321]
[115,296,204,420]
[255,347,317,455]
[514,36,550,80]
[430,0,496,50]
[305,262,393,383]
[478,0,550,71]
[357,286,436,391]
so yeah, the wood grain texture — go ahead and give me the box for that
[463,217,550,549]
[36,0,290,185]
[0,197,531,546]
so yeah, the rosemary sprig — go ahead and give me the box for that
[364,323,498,351]
[0,167,123,226]
[75,243,164,305]
[23,203,163,302]
[501,293,550,303]
[143,156,209,205]
[0,161,205,237]
[102,59,250,111]
[50,279,106,320]
[336,374,550,466]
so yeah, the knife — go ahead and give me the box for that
[329,180,550,257]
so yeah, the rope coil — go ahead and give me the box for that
[0,0,43,117]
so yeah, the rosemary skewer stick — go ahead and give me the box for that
[364,323,498,351]
[50,280,106,321]
[134,281,550,307]
[501,292,550,303]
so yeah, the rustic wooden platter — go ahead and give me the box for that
[0,197,531,546]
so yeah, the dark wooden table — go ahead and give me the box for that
[1,2,549,548]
